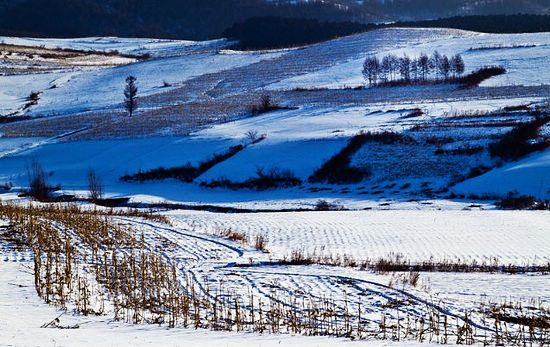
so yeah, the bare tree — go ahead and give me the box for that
[87,168,104,202]
[362,56,379,86]
[399,54,411,82]
[388,54,399,81]
[380,55,392,83]
[410,59,419,82]
[431,51,443,80]
[417,53,430,81]
[451,54,465,78]
[366,51,466,85]
[124,76,138,117]
[440,55,451,80]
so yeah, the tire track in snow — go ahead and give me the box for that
[226,266,492,332]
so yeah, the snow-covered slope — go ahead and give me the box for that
[454,148,550,200]
[1,28,549,205]
[267,32,550,90]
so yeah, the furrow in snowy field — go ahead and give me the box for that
[168,210,550,265]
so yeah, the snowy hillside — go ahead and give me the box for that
[0,26,549,347]
[1,28,549,204]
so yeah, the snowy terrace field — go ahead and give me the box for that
[0,27,549,346]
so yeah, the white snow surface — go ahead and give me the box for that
[0,36,284,116]
[169,210,550,265]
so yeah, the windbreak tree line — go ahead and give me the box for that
[363,51,465,87]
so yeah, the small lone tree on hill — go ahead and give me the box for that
[124,76,138,117]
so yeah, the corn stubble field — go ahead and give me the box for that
[0,27,550,346]
[1,202,549,346]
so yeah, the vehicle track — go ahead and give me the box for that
[117,217,496,332]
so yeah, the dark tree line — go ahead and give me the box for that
[362,51,465,87]
[391,14,550,34]
[0,0,370,41]
[359,0,550,20]
[223,16,370,50]
[0,0,547,43]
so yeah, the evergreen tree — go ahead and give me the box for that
[124,76,138,117]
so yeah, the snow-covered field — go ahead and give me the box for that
[168,210,550,265]
[2,207,549,346]
[1,27,549,346]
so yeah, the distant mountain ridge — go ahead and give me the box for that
[269,0,550,19]
[0,0,368,40]
[0,0,548,40]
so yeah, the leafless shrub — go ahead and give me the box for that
[254,234,269,252]
[28,160,51,201]
[216,227,248,246]
[245,130,259,142]
[87,169,104,202]
[249,94,289,115]
[260,94,271,110]
[28,91,40,103]
[314,199,344,211]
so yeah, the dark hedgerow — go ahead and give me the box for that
[121,145,245,183]
[496,194,549,210]
[459,66,506,87]
[434,145,484,156]
[201,167,301,191]
[309,131,415,184]
[121,164,198,183]
[489,116,550,161]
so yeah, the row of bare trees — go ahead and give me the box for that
[363,51,465,86]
